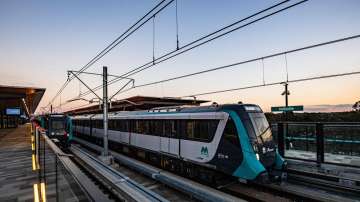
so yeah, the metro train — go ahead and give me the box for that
[38,114,73,148]
[72,104,286,183]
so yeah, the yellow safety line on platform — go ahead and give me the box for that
[40,182,47,202]
[32,154,36,171]
[33,184,40,202]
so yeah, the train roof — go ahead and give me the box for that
[71,104,262,119]
[65,95,209,115]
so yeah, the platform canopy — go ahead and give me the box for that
[65,95,209,115]
[0,85,46,116]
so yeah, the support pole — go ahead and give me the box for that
[316,123,324,167]
[278,123,285,157]
[285,83,288,108]
[282,82,290,153]
[103,66,109,157]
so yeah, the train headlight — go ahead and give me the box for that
[256,153,260,160]
[253,145,258,153]
[51,132,54,136]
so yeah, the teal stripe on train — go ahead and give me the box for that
[224,110,266,180]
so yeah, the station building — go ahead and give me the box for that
[0,85,45,128]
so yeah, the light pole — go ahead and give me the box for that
[281,82,290,108]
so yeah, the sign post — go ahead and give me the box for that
[271,105,304,112]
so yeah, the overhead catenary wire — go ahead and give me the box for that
[76,0,168,75]
[128,0,309,76]
[109,34,360,94]
[47,0,173,107]
[76,0,303,98]
[181,70,360,98]
[75,0,174,75]
[78,0,296,97]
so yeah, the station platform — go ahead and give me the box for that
[0,124,37,201]
[285,149,360,166]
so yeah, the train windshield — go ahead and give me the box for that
[51,120,64,130]
[247,111,273,144]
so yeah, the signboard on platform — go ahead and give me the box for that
[271,105,303,112]
[6,108,21,115]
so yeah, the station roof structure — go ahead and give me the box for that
[0,85,46,116]
[64,95,209,115]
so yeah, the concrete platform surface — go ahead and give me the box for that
[285,149,360,166]
[0,124,36,202]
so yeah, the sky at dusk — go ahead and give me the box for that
[0,0,359,113]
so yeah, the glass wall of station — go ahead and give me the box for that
[0,111,20,129]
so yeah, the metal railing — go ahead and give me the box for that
[272,122,360,168]
[32,126,89,202]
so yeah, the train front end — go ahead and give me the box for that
[226,104,286,183]
[48,114,72,148]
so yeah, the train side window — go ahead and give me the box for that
[164,120,177,138]
[124,120,130,132]
[181,120,219,142]
[148,120,156,135]
[122,120,127,132]
[164,120,170,137]
[133,120,138,133]
[223,118,240,147]
[154,120,163,136]
[117,120,123,131]
[144,120,150,135]
[129,120,136,133]
[194,120,209,141]
[209,120,219,138]
[136,120,145,134]
[172,120,178,138]
[140,120,145,134]
[96,120,103,129]
[186,120,195,139]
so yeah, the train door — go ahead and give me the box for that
[161,120,179,156]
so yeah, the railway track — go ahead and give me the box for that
[285,168,360,201]
[287,167,360,193]
[72,137,244,202]
[69,145,169,202]
[70,145,198,202]
[72,137,360,202]
[69,155,118,201]
[72,138,293,201]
